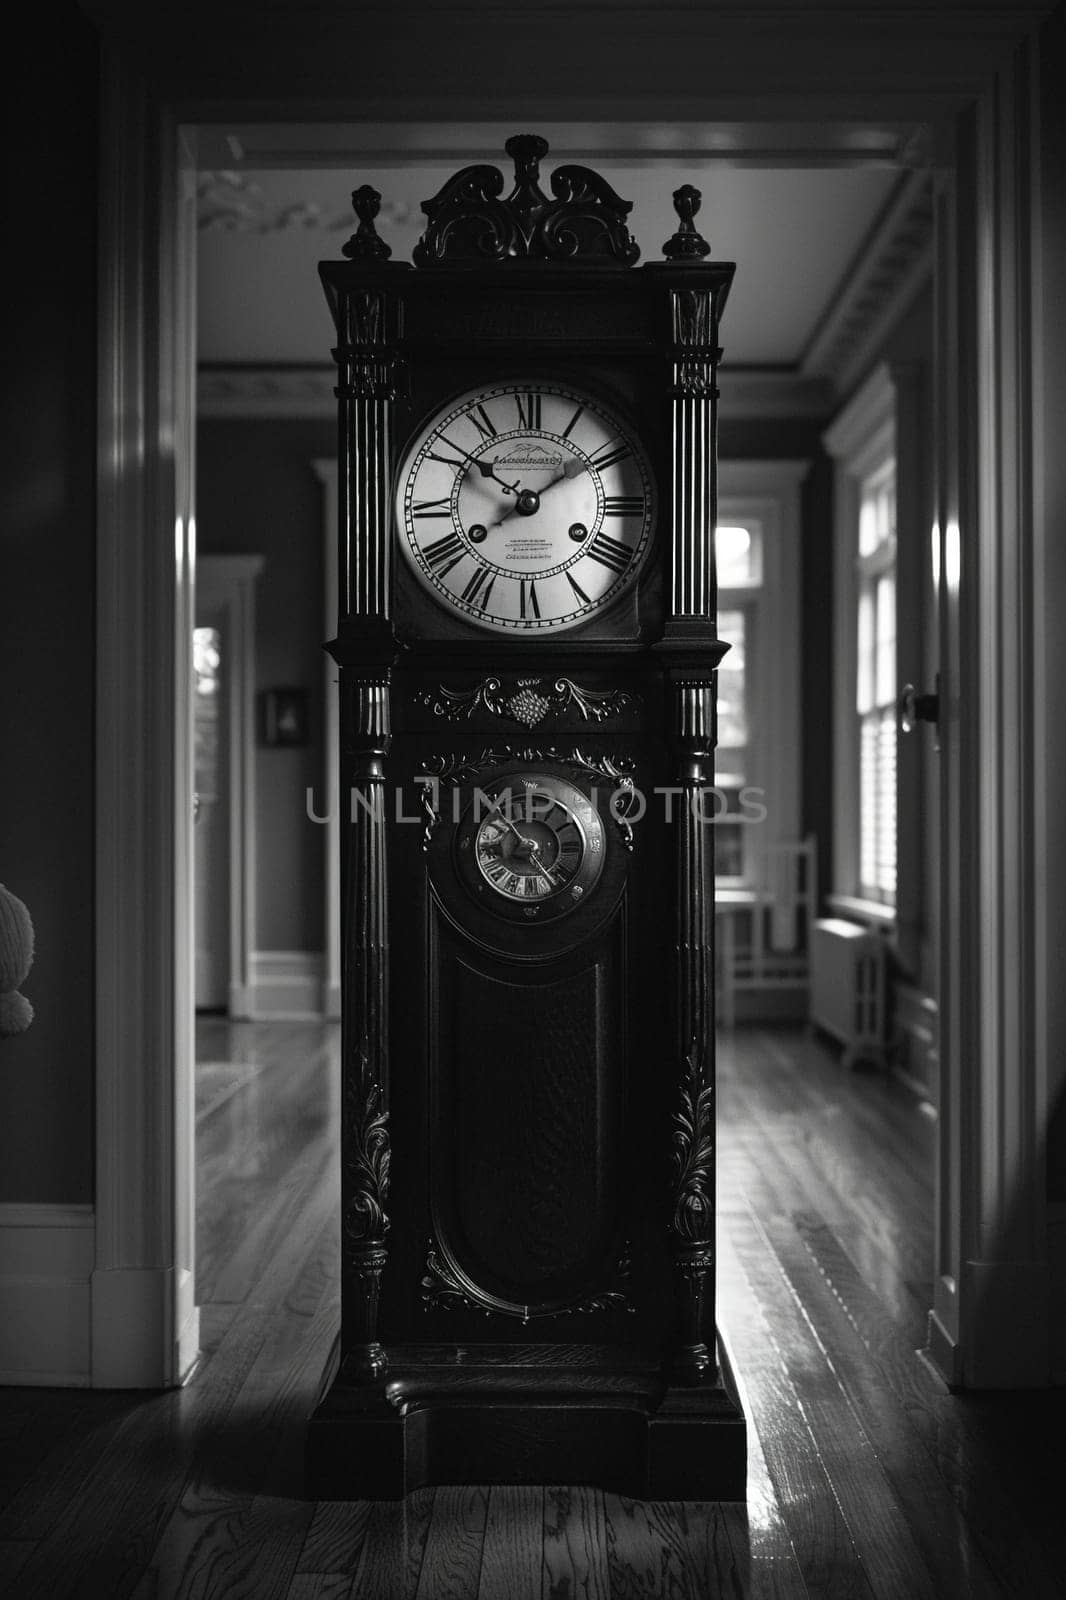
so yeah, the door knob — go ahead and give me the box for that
[898,682,939,734]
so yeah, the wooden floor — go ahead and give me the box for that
[2,1020,1064,1599]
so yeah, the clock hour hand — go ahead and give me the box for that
[437,441,521,496]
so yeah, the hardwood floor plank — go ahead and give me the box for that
[287,1575,353,1600]
[751,1203,1007,1600]
[126,1494,314,1600]
[603,1496,732,1600]
[717,1228,875,1600]
[127,1227,338,1598]
[794,1213,1066,1600]
[476,1486,543,1600]
[413,1484,490,1600]
[0,1538,37,1588]
[348,1492,436,1600]
[729,1207,940,1600]
[708,1343,810,1600]
[296,1501,372,1576]
[542,1486,610,1600]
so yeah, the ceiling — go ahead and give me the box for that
[196,124,930,383]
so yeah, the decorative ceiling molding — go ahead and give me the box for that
[198,366,337,417]
[718,370,835,420]
[197,364,834,422]
[800,169,934,391]
[197,171,414,234]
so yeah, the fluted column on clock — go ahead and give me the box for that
[668,675,719,1385]
[665,283,722,635]
[328,197,402,1389]
[338,673,392,1386]
[332,198,404,630]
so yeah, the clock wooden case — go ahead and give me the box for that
[306,136,746,1500]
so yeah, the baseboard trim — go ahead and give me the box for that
[960,1258,1051,1387]
[91,1263,199,1388]
[924,1305,961,1387]
[0,1203,95,1387]
[245,949,325,1020]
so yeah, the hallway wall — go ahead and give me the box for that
[0,0,98,1203]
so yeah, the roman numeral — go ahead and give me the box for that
[468,404,498,441]
[422,531,466,577]
[561,404,585,440]
[566,572,592,606]
[589,439,631,471]
[427,448,465,469]
[586,531,634,574]
[412,497,451,518]
[460,566,496,610]
[602,495,645,517]
[519,578,540,621]
[515,390,541,430]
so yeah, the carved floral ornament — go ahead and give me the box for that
[672,1038,715,1244]
[342,1055,390,1247]
[416,675,635,729]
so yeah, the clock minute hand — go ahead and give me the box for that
[526,840,565,886]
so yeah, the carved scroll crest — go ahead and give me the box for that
[413,133,640,267]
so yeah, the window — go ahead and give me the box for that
[856,464,897,903]
[823,364,898,918]
[715,525,760,881]
[715,463,806,887]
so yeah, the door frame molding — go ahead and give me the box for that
[92,24,1056,1386]
[313,458,342,1022]
[92,53,199,1386]
[928,33,1051,1386]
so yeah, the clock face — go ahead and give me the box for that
[396,380,654,634]
[455,775,606,923]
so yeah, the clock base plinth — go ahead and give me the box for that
[305,1338,746,1501]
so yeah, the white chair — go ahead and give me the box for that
[717,835,817,1027]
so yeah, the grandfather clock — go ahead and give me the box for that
[306,136,745,1500]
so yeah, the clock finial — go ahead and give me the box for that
[343,185,392,261]
[662,185,711,261]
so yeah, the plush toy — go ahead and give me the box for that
[0,883,35,1036]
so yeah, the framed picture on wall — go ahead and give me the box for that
[260,687,309,748]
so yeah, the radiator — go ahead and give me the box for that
[810,917,887,1067]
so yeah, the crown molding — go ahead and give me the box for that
[197,365,337,418]
[718,370,836,420]
[801,170,934,389]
